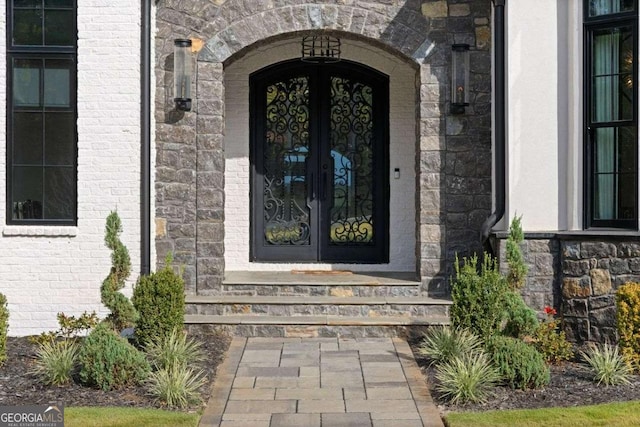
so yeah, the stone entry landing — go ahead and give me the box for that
[199,337,444,427]
[185,272,451,337]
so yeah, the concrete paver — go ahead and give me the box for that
[200,337,444,427]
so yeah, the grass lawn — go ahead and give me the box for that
[65,407,200,427]
[445,401,640,427]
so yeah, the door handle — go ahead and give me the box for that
[322,170,328,201]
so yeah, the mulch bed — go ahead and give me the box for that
[0,333,231,411]
[409,339,640,414]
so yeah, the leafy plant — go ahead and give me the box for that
[581,343,632,386]
[532,306,573,364]
[133,255,185,348]
[101,211,137,331]
[145,329,205,371]
[78,323,150,391]
[450,253,510,339]
[57,311,99,339]
[486,335,550,390]
[146,363,206,409]
[30,340,78,386]
[417,327,483,366]
[502,291,539,338]
[0,293,8,367]
[506,215,528,289]
[435,352,500,404]
[617,283,640,371]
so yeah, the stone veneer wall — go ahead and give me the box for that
[154,0,492,296]
[496,234,640,344]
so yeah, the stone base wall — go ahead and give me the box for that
[495,233,640,344]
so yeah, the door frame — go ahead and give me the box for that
[249,59,389,263]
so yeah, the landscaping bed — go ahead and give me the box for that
[410,339,640,413]
[0,333,230,410]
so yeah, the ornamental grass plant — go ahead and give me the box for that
[30,340,78,386]
[146,362,207,409]
[417,326,483,366]
[435,352,500,404]
[145,329,205,371]
[580,343,632,386]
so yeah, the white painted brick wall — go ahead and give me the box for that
[224,39,417,272]
[0,1,145,336]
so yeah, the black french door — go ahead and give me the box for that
[250,60,389,263]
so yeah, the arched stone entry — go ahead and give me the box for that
[154,0,492,297]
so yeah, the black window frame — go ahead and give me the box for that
[6,0,78,226]
[584,1,639,229]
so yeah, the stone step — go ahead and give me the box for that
[184,314,449,338]
[186,295,451,317]
[218,271,423,297]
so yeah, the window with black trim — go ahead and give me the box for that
[585,0,638,229]
[7,0,77,224]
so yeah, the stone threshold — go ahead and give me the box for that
[223,271,420,286]
[186,295,451,305]
[185,314,449,326]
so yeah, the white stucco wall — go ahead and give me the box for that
[0,1,146,336]
[223,38,417,272]
[506,1,563,231]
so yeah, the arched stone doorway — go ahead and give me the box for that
[154,0,492,297]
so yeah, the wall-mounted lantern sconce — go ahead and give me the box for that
[451,44,470,114]
[174,39,192,111]
[301,35,341,63]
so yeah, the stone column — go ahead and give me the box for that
[195,61,225,295]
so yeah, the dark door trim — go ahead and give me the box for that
[250,59,389,263]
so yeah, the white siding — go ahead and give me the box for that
[506,0,562,231]
[224,38,418,272]
[0,1,144,336]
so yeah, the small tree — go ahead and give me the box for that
[506,215,528,289]
[450,253,510,339]
[101,211,137,331]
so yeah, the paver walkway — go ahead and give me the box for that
[199,337,444,427]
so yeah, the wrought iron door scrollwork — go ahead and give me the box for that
[263,77,311,245]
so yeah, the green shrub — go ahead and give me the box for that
[133,257,185,348]
[57,311,99,339]
[486,335,550,390]
[417,327,483,366]
[145,329,205,371]
[506,215,528,289]
[502,291,539,338]
[146,363,206,408]
[581,343,632,386]
[450,253,510,339]
[435,352,500,404]
[617,283,640,371]
[533,307,574,364]
[78,323,150,391]
[101,211,137,331]
[30,340,78,386]
[0,293,8,367]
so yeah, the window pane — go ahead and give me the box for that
[44,59,71,107]
[589,0,635,16]
[14,112,43,165]
[13,59,41,107]
[592,26,634,122]
[44,0,73,7]
[44,167,74,219]
[14,0,41,8]
[44,10,74,46]
[13,9,43,45]
[12,166,43,220]
[45,112,74,165]
[593,126,637,220]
